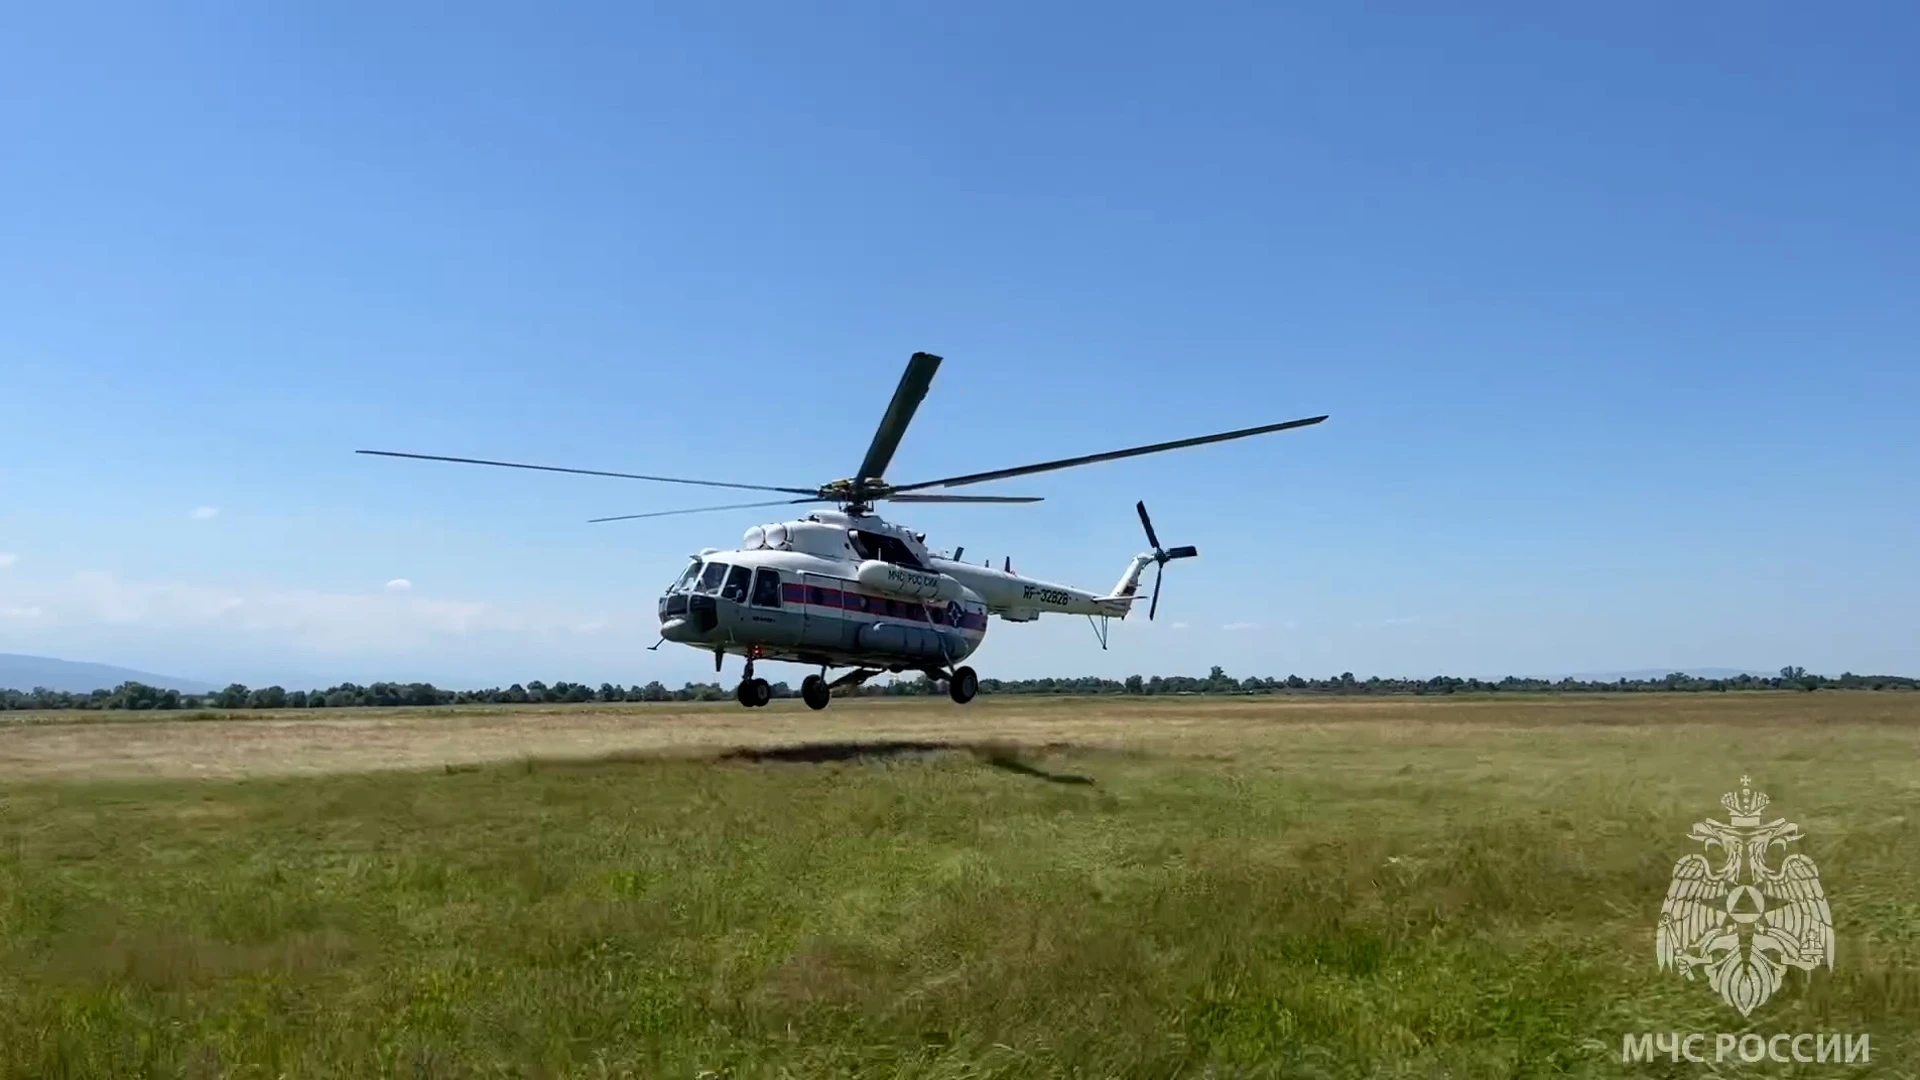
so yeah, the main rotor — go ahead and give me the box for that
[357,352,1328,522]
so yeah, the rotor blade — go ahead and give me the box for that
[357,450,819,495]
[887,494,1043,504]
[587,497,826,524]
[1149,564,1163,621]
[1136,500,1161,551]
[1165,545,1198,559]
[855,352,941,481]
[891,414,1329,492]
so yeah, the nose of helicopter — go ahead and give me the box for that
[656,591,717,642]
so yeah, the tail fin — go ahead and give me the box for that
[1108,553,1156,600]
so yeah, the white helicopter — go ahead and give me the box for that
[359,353,1325,710]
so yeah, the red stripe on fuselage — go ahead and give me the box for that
[777,582,986,632]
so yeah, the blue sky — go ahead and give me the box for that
[2,3,1915,688]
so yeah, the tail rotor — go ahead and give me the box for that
[1136,500,1198,621]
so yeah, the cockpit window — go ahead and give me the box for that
[669,563,701,594]
[697,561,729,594]
[750,568,782,608]
[721,564,753,603]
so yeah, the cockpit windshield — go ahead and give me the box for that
[668,562,702,594]
[696,561,730,595]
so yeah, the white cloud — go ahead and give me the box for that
[1169,621,1189,630]
[1221,621,1263,631]
[190,506,220,520]
[5,570,632,653]
[0,605,40,619]
[0,552,16,569]
[385,578,413,592]
[1353,616,1422,629]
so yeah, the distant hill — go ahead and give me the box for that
[0,653,215,694]
[1550,668,1772,682]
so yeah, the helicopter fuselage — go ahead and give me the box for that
[655,544,991,672]
[655,510,1148,676]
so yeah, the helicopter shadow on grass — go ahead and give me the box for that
[716,740,1096,786]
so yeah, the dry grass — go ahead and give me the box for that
[4,690,1915,781]
[1,692,1915,1078]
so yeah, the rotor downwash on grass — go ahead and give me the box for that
[1,693,1915,1077]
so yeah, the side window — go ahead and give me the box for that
[750,568,782,608]
[722,565,752,603]
[697,561,729,594]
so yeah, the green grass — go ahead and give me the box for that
[1,694,1916,1078]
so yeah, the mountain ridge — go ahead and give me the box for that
[1547,668,1773,681]
[0,653,216,694]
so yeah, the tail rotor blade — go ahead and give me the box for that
[1136,500,1162,552]
[1149,564,1164,621]
[1166,545,1198,559]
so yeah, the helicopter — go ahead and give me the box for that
[358,352,1325,711]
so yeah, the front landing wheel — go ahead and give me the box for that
[948,666,978,705]
[801,675,830,711]
[737,678,771,708]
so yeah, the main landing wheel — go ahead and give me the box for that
[801,674,830,711]
[736,677,771,708]
[948,666,978,705]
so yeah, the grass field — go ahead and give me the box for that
[1,693,1916,1078]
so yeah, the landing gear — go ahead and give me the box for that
[736,660,771,708]
[948,665,978,705]
[735,677,771,708]
[801,674,830,711]
[797,667,881,711]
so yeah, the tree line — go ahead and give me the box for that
[0,666,1913,712]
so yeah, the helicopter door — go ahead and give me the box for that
[745,566,803,648]
[797,571,850,653]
